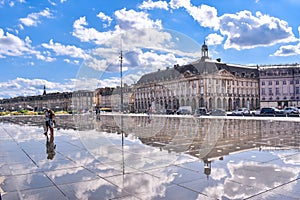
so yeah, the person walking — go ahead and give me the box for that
[44,108,55,137]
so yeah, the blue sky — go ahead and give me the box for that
[0,0,300,98]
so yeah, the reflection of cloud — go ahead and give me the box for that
[224,161,300,199]
[276,151,300,165]
[210,167,227,181]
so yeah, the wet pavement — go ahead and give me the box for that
[0,114,300,199]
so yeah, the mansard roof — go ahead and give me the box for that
[137,60,258,84]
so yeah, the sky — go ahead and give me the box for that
[1,0,300,99]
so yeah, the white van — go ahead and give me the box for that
[176,106,192,115]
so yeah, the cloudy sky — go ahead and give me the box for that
[1,0,300,99]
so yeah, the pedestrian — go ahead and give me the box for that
[44,108,55,137]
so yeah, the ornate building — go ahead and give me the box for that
[134,43,260,113]
[259,65,300,108]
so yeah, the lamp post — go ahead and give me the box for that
[119,40,125,176]
[120,48,123,113]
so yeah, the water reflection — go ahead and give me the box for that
[1,115,300,199]
[45,133,56,160]
[2,115,300,162]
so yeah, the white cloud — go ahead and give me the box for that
[169,0,219,30]
[219,10,297,50]
[35,53,56,62]
[115,8,162,30]
[19,8,52,27]
[71,7,201,82]
[206,33,224,45]
[72,16,117,44]
[168,1,298,52]
[42,39,89,59]
[0,29,34,57]
[169,0,190,9]
[186,4,219,30]
[0,78,75,98]
[138,0,169,10]
[97,12,112,28]
[272,43,300,57]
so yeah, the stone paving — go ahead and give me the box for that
[0,114,300,199]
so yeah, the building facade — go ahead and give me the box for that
[259,65,300,108]
[0,92,72,112]
[134,43,260,113]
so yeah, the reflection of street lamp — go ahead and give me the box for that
[203,159,211,180]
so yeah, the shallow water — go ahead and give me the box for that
[1,114,300,199]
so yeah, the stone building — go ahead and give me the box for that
[109,85,135,112]
[134,43,260,113]
[94,87,114,109]
[0,92,72,112]
[259,65,300,108]
[71,90,94,112]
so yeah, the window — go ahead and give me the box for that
[296,80,299,84]
[262,88,266,95]
[268,81,272,85]
[276,81,279,85]
[276,88,280,95]
[268,88,273,95]
[262,81,265,85]
[283,80,286,85]
[296,87,300,95]
[290,80,294,84]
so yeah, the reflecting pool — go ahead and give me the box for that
[0,114,300,199]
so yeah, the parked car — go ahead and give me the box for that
[232,108,250,116]
[194,107,209,116]
[251,109,261,116]
[260,107,284,116]
[176,106,192,115]
[210,109,226,116]
[283,107,299,116]
[165,109,175,115]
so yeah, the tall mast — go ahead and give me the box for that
[120,39,123,113]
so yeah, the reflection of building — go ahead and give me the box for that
[259,65,300,108]
[134,43,260,112]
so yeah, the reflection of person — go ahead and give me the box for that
[44,108,55,137]
[46,134,56,160]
